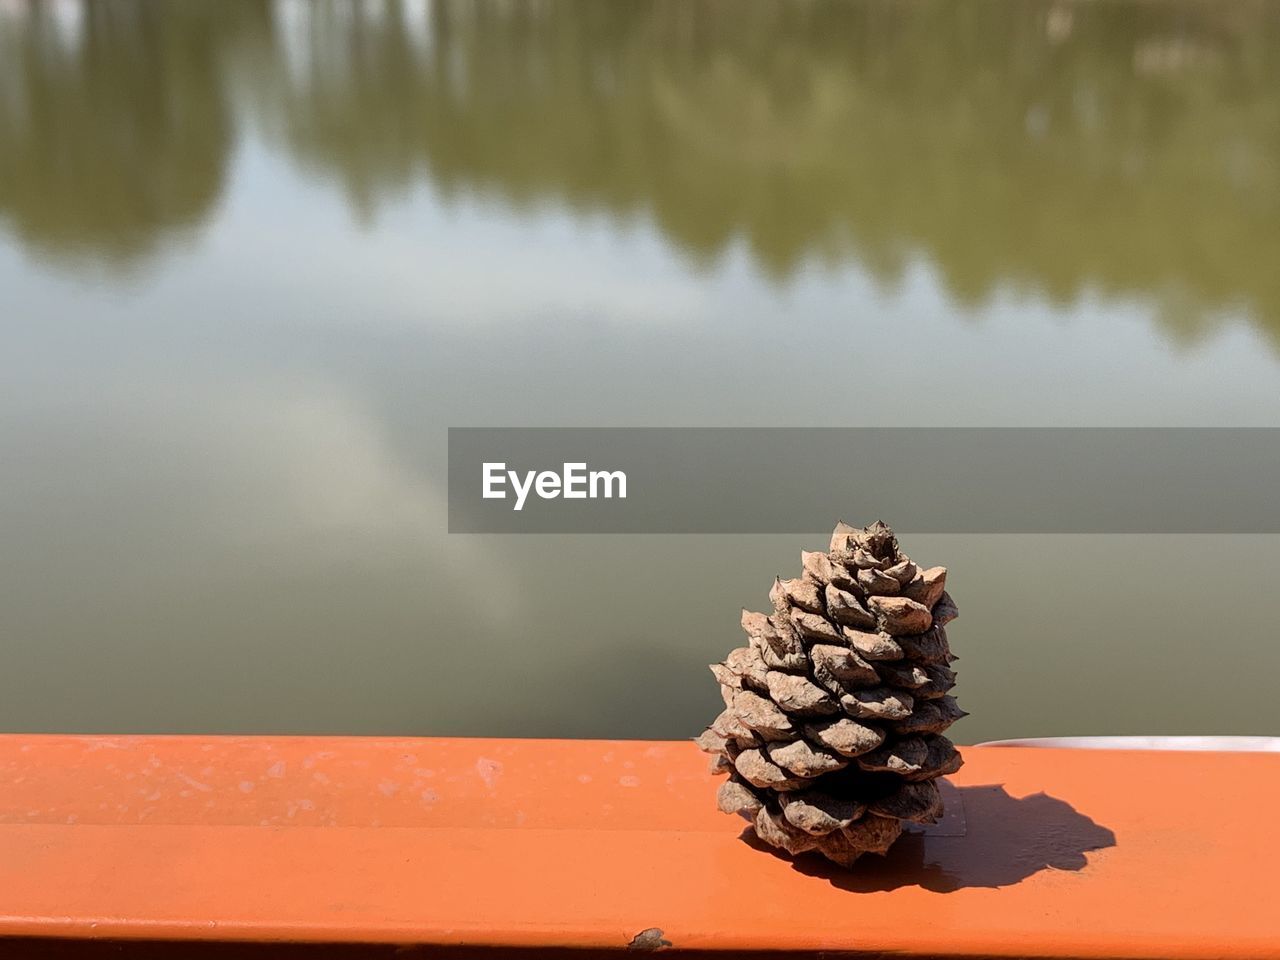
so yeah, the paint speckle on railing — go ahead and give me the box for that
[176,773,213,793]
[475,757,502,791]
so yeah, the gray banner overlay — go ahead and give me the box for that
[448,428,1280,533]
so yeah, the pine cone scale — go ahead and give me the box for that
[767,739,848,777]
[779,790,865,835]
[804,717,886,757]
[842,628,905,661]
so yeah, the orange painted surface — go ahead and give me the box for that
[0,735,1276,957]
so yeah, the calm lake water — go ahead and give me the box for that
[3,0,1280,741]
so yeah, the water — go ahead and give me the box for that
[2,0,1279,741]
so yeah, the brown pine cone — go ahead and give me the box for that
[696,520,966,868]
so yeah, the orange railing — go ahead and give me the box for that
[1,735,1277,957]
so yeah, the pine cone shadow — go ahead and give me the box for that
[745,783,1116,892]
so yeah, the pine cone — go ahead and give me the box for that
[697,520,965,868]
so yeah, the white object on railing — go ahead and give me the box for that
[978,736,1280,752]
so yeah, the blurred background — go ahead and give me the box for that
[2,0,1279,741]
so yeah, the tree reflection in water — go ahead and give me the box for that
[1,0,1277,342]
